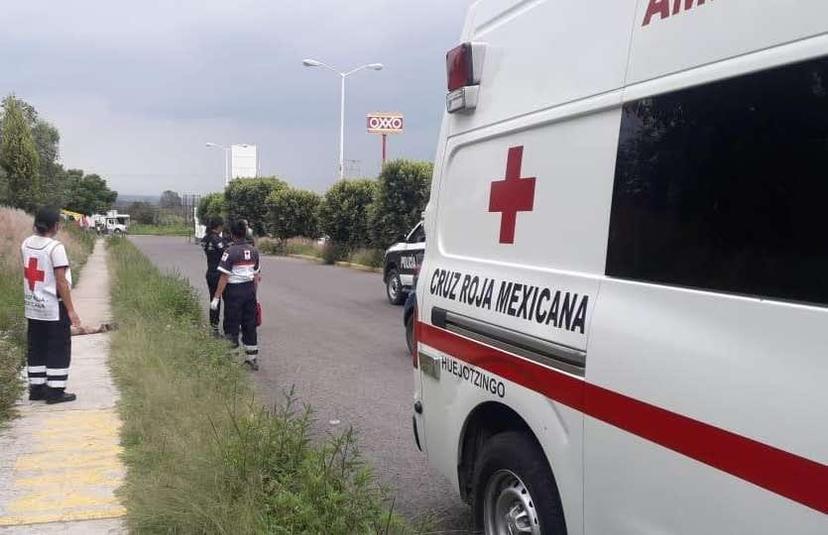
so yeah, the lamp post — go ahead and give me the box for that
[302,58,384,180]
[205,142,230,187]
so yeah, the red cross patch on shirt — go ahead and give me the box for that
[24,257,45,291]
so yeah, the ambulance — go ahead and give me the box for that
[412,1,828,533]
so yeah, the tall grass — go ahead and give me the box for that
[0,208,94,423]
[258,238,384,269]
[347,248,384,269]
[258,237,326,259]
[108,237,410,534]
[129,223,192,236]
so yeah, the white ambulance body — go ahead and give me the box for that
[413,1,828,533]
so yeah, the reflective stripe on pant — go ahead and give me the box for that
[244,345,258,363]
[27,302,71,389]
[223,282,257,349]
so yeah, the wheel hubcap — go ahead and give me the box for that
[389,276,400,299]
[484,470,540,535]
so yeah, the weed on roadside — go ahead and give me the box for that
[109,237,413,534]
[258,237,325,259]
[348,248,384,269]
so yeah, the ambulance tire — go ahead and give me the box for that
[472,431,566,535]
[386,268,405,305]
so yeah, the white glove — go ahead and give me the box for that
[210,298,220,311]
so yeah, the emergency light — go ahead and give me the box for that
[446,42,486,114]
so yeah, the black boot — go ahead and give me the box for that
[45,388,77,405]
[28,385,46,401]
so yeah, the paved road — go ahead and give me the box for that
[130,236,471,531]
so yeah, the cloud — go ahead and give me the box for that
[0,0,470,194]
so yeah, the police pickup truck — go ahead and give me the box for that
[382,222,425,305]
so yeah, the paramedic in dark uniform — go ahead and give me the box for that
[201,217,228,336]
[211,220,260,370]
[21,208,80,404]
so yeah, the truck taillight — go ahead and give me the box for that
[446,42,486,114]
[447,44,473,92]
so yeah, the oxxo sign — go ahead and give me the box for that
[367,113,404,134]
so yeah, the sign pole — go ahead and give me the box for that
[367,112,403,170]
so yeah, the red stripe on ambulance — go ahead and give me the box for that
[418,321,828,514]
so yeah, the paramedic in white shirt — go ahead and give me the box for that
[21,208,80,404]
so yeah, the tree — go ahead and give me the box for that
[160,190,182,209]
[266,187,321,240]
[197,192,226,223]
[64,171,117,215]
[318,179,376,250]
[225,177,287,235]
[31,120,65,208]
[0,96,41,211]
[0,96,67,209]
[129,201,156,224]
[369,159,432,249]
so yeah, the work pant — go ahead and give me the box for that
[206,271,221,332]
[27,302,71,391]
[223,282,258,362]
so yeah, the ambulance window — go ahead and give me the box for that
[607,55,828,307]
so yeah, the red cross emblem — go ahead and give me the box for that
[24,257,46,291]
[488,146,536,244]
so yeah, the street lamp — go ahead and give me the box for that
[205,142,230,187]
[302,58,384,180]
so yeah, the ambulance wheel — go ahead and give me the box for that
[472,431,566,535]
[386,268,405,305]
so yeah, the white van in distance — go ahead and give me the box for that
[412,1,828,534]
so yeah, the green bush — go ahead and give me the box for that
[265,187,321,240]
[108,238,410,534]
[369,160,432,250]
[318,179,376,252]
[197,192,226,224]
[225,177,287,236]
[322,241,348,265]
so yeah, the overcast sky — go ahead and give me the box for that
[1,0,471,196]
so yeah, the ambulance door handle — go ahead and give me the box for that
[419,352,442,380]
